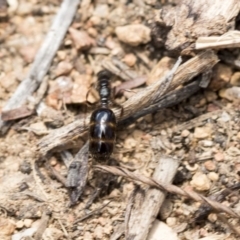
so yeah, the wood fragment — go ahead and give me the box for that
[125,155,179,240]
[173,108,234,133]
[120,78,201,126]
[37,50,218,156]
[196,31,240,50]
[66,142,89,205]
[0,0,81,134]
[1,106,34,121]
[114,76,147,96]
[156,0,240,52]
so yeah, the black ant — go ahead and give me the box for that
[89,70,117,162]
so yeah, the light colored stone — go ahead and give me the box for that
[214,152,224,161]
[115,24,151,46]
[208,213,217,223]
[69,28,95,50]
[209,63,232,91]
[219,87,240,101]
[148,220,178,240]
[194,127,212,139]
[132,129,144,140]
[23,219,33,228]
[208,172,219,181]
[204,160,216,171]
[29,122,48,135]
[123,53,137,67]
[54,61,73,77]
[166,217,177,227]
[230,72,240,86]
[181,129,190,137]
[201,140,213,147]
[93,225,103,239]
[93,4,109,18]
[16,220,24,229]
[124,137,137,149]
[190,172,211,191]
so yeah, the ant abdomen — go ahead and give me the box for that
[89,108,116,161]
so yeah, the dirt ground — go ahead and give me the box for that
[1,0,240,239]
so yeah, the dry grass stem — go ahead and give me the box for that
[94,165,240,219]
[196,31,240,50]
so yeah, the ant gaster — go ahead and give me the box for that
[89,70,117,162]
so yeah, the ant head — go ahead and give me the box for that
[97,70,112,81]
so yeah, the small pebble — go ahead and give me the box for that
[230,72,240,86]
[83,231,93,240]
[197,98,207,107]
[124,137,137,149]
[204,90,217,102]
[219,87,240,101]
[201,140,213,147]
[93,225,103,239]
[123,53,137,67]
[214,152,224,162]
[166,217,177,227]
[181,129,190,137]
[208,213,217,223]
[98,217,107,226]
[190,172,211,191]
[204,160,216,171]
[209,63,232,91]
[87,27,98,37]
[144,113,152,123]
[148,220,178,240]
[115,24,151,46]
[16,220,24,229]
[23,219,33,228]
[194,127,212,139]
[57,50,66,60]
[50,156,58,166]
[54,61,73,77]
[103,224,113,235]
[69,28,95,50]
[132,129,143,140]
[93,4,109,18]
[208,172,219,181]
[89,16,101,26]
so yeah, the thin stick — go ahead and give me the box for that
[37,50,218,156]
[94,165,240,219]
[0,0,81,134]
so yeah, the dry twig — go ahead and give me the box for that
[37,50,218,155]
[0,0,81,134]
